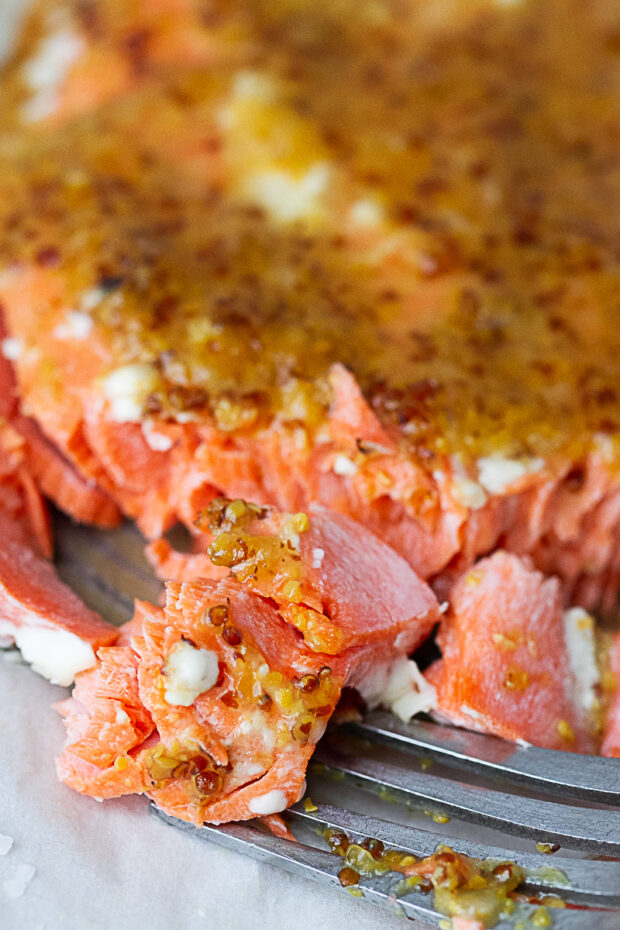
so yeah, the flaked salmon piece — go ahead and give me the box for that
[15,416,122,528]
[0,317,122,529]
[54,643,153,767]
[426,552,598,753]
[56,501,439,824]
[56,578,347,822]
[0,508,117,685]
[602,635,620,758]
[190,497,439,655]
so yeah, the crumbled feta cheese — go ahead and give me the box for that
[248,788,287,815]
[0,622,95,686]
[115,707,130,724]
[332,453,358,477]
[101,363,159,423]
[312,547,325,569]
[244,163,330,223]
[1,337,24,360]
[53,310,93,340]
[350,198,385,226]
[3,863,36,899]
[382,658,437,722]
[21,28,84,123]
[563,607,600,713]
[141,421,173,452]
[452,475,488,510]
[80,287,106,312]
[163,641,219,707]
[356,656,437,722]
[477,454,544,494]
[232,70,278,103]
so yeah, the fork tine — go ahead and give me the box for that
[314,744,620,854]
[152,807,620,929]
[288,802,620,905]
[351,713,620,805]
[150,805,445,928]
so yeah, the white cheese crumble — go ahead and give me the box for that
[477,454,544,494]
[349,198,385,227]
[21,28,84,123]
[248,788,288,815]
[356,656,437,722]
[1,337,24,360]
[332,453,358,477]
[115,707,130,724]
[243,163,330,223]
[101,363,159,423]
[311,547,325,569]
[80,286,107,312]
[563,607,600,713]
[53,310,93,341]
[452,475,488,510]
[3,863,36,899]
[0,622,95,686]
[232,70,278,103]
[141,421,173,452]
[163,641,219,707]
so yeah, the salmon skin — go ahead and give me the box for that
[2,0,620,616]
[56,500,439,825]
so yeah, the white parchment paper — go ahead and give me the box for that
[0,658,408,930]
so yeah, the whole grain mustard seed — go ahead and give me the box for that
[338,866,360,887]
[503,665,530,691]
[556,719,575,742]
[207,604,229,626]
[532,906,552,927]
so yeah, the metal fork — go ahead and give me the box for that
[152,718,620,928]
[54,513,620,928]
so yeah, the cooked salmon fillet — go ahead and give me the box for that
[56,499,439,824]
[0,0,618,829]
[1,0,620,619]
[426,552,599,752]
